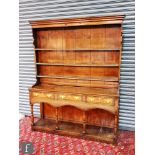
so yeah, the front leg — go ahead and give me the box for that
[55,107,59,130]
[40,102,44,119]
[30,103,34,125]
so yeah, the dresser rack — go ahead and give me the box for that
[29,15,124,143]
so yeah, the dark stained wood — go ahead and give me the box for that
[29,15,124,143]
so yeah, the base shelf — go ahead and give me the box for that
[32,118,116,143]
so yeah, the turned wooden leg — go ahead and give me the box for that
[40,102,44,119]
[30,104,34,125]
[114,115,118,135]
[114,98,119,136]
[55,107,59,130]
[82,111,87,134]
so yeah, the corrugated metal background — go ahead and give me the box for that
[19,0,135,131]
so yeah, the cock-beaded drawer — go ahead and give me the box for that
[87,96,114,106]
[58,94,82,101]
[31,92,83,102]
[32,92,54,99]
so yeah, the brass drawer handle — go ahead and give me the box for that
[46,94,52,98]
[87,97,95,102]
[104,98,113,105]
[59,95,65,99]
[73,96,81,101]
[33,92,39,97]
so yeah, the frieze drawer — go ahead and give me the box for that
[32,92,54,99]
[87,96,114,106]
[58,94,82,101]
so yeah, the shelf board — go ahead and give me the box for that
[32,84,119,96]
[36,75,119,82]
[35,48,120,51]
[32,119,115,143]
[36,63,119,67]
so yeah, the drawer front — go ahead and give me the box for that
[58,94,82,102]
[87,96,114,106]
[32,92,54,99]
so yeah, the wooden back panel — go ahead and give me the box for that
[35,25,121,88]
[35,25,121,49]
[37,51,119,64]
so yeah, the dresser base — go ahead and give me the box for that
[32,118,116,143]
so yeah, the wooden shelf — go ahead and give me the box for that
[59,118,114,129]
[32,84,118,96]
[35,48,120,51]
[36,62,119,67]
[37,75,119,82]
[32,119,115,143]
